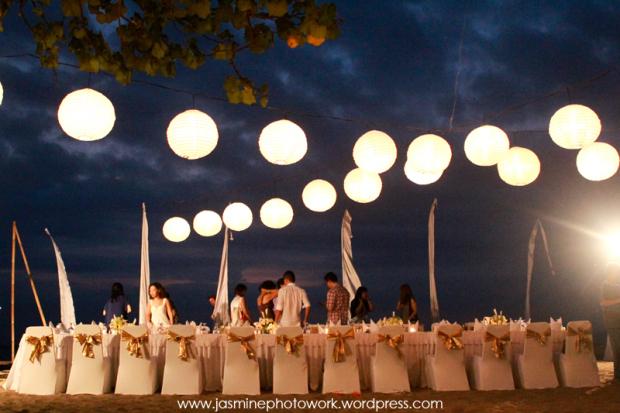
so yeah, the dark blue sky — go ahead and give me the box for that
[1,1,620,356]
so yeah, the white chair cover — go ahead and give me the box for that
[370,326,410,393]
[516,322,559,389]
[115,325,158,394]
[273,326,308,394]
[161,325,202,395]
[472,324,515,390]
[66,324,113,394]
[322,326,360,394]
[222,326,260,395]
[17,326,66,395]
[426,323,469,391]
[558,320,599,388]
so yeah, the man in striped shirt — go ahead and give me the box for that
[324,272,350,325]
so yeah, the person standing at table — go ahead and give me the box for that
[257,280,278,319]
[231,283,252,326]
[146,282,174,328]
[275,270,311,327]
[396,283,418,322]
[102,282,132,324]
[324,272,350,325]
[350,286,373,323]
[601,263,620,380]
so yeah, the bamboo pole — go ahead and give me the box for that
[10,222,16,361]
[14,223,47,326]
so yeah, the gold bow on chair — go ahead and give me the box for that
[377,334,404,358]
[485,332,510,358]
[167,331,195,361]
[526,328,551,346]
[327,329,355,363]
[227,332,256,360]
[567,326,593,353]
[437,329,464,351]
[276,334,304,356]
[75,333,102,358]
[26,335,53,363]
[121,330,149,358]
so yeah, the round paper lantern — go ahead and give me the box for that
[576,142,619,181]
[260,198,294,229]
[258,119,307,165]
[167,109,218,160]
[162,217,191,242]
[193,210,222,237]
[343,168,382,203]
[57,88,116,141]
[404,161,443,185]
[353,130,398,173]
[302,179,337,212]
[406,134,452,173]
[0,81,3,106]
[549,104,601,149]
[222,202,253,232]
[464,125,510,166]
[497,147,541,186]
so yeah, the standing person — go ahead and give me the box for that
[272,277,285,310]
[275,271,311,327]
[146,282,174,329]
[324,272,350,325]
[230,283,252,326]
[601,263,620,380]
[257,280,278,319]
[102,282,132,324]
[350,286,373,323]
[396,283,418,322]
[208,294,223,329]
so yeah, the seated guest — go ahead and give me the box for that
[350,286,373,323]
[324,272,350,325]
[102,282,132,324]
[231,283,252,326]
[275,270,311,327]
[396,283,418,322]
[257,280,278,319]
[146,282,174,328]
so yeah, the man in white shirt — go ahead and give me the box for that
[275,271,311,327]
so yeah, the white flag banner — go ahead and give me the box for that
[428,198,440,322]
[525,219,556,319]
[45,228,76,328]
[341,210,362,301]
[213,227,231,325]
[139,203,151,325]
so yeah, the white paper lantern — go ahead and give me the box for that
[258,119,307,165]
[0,81,3,106]
[193,210,222,237]
[353,130,398,173]
[260,198,294,229]
[57,88,116,141]
[576,142,619,181]
[343,168,382,203]
[162,217,191,242]
[497,147,541,186]
[406,134,452,173]
[302,179,337,212]
[464,125,510,166]
[549,104,601,149]
[167,109,219,160]
[404,161,443,185]
[222,202,253,231]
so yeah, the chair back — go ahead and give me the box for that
[565,320,594,357]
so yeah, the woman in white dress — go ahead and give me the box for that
[230,284,252,326]
[146,282,174,329]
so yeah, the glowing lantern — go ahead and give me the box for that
[404,161,443,185]
[260,198,294,229]
[406,134,452,173]
[167,109,218,160]
[193,210,222,237]
[497,147,541,186]
[464,125,510,166]
[57,88,116,141]
[343,168,382,203]
[222,202,253,232]
[353,130,398,173]
[549,104,601,149]
[162,217,191,242]
[302,179,337,212]
[258,119,307,165]
[0,81,3,106]
[576,142,619,181]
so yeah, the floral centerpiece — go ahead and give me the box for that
[483,309,508,325]
[254,312,278,334]
[379,312,404,327]
[109,315,127,334]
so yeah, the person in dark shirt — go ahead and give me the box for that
[350,286,373,322]
[102,282,131,324]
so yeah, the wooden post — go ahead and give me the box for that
[14,224,47,327]
[10,222,16,362]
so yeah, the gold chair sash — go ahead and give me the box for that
[26,335,53,363]
[167,331,195,361]
[526,328,551,346]
[377,333,404,358]
[227,332,256,360]
[327,328,355,363]
[484,331,510,358]
[121,330,149,358]
[75,333,102,358]
[276,334,304,355]
[437,329,464,350]
[567,326,593,353]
